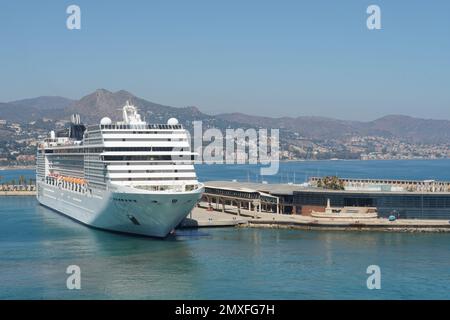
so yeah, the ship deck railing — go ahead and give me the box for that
[87,124,183,131]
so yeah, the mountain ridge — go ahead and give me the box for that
[8,96,75,110]
[1,89,449,144]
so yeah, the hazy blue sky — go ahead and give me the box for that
[0,0,449,120]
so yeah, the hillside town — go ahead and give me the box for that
[1,118,448,167]
[283,135,450,161]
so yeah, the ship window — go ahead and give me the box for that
[172,199,178,204]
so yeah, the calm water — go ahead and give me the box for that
[3,159,450,183]
[196,159,450,183]
[1,160,450,299]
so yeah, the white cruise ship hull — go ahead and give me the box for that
[36,181,204,238]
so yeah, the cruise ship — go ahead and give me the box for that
[36,102,204,237]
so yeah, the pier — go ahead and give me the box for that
[183,201,450,232]
[2,179,450,231]
[180,207,249,228]
[180,180,450,231]
[202,180,450,220]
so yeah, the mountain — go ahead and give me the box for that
[8,96,74,110]
[64,89,208,125]
[61,89,244,134]
[0,102,44,122]
[0,96,75,123]
[215,113,450,144]
[1,89,449,145]
[215,113,362,140]
[367,115,450,144]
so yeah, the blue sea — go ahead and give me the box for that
[1,160,450,299]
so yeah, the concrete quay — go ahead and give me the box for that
[180,206,249,228]
[2,184,449,232]
[247,214,450,232]
[185,202,450,232]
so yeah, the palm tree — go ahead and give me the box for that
[318,176,345,190]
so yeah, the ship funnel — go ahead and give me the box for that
[71,114,81,124]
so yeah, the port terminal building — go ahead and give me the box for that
[203,178,450,220]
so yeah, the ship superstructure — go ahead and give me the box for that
[36,102,204,237]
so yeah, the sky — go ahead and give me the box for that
[0,0,449,121]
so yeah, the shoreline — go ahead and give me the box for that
[1,195,448,232]
[184,206,450,233]
[1,158,450,171]
[0,165,35,170]
[243,220,450,233]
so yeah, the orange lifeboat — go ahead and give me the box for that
[57,176,86,185]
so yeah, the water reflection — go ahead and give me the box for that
[28,204,203,299]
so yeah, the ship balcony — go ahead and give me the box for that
[133,183,204,193]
